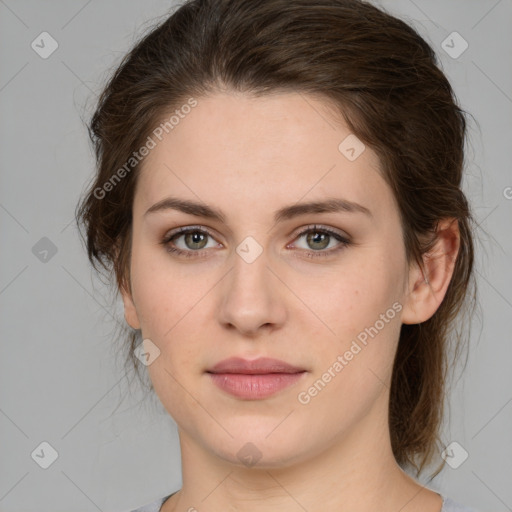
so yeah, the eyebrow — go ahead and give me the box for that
[144,196,372,223]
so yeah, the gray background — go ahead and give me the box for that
[1,1,511,511]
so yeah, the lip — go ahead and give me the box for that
[207,357,306,374]
[206,357,307,400]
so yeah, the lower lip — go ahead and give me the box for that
[208,372,306,399]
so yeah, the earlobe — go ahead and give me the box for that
[120,280,141,330]
[401,218,460,325]
[113,239,141,331]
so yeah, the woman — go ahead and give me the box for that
[76,0,478,510]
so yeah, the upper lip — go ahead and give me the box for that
[207,357,306,374]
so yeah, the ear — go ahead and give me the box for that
[120,279,141,330]
[401,218,460,325]
[114,239,141,330]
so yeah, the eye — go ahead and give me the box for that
[288,224,351,258]
[160,224,351,259]
[160,226,220,259]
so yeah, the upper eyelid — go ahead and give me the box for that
[164,224,349,245]
[290,224,348,238]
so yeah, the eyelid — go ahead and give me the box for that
[161,223,351,258]
[163,224,349,244]
[163,224,219,240]
[287,223,349,242]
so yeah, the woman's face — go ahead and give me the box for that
[122,91,416,468]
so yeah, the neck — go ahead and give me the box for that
[162,396,442,512]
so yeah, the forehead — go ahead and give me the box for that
[134,92,390,219]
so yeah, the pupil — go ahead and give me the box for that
[309,232,328,250]
[188,232,206,249]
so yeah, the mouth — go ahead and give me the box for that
[206,356,306,374]
[206,357,307,400]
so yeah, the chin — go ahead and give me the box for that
[206,430,310,470]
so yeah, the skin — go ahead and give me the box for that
[120,91,460,512]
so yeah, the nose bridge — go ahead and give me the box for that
[231,241,269,295]
[218,238,286,334]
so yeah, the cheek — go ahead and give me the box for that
[302,251,405,341]
[293,264,404,432]
[129,242,217,376]
[300,247,406,402]
[129,241,190,334]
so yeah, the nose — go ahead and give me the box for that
[217,247,287,337]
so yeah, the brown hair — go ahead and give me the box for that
[76,0,476,480]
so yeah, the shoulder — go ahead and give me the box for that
[127,492,176,512]
[441,496,479,512]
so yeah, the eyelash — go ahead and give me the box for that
[160,224,351,260]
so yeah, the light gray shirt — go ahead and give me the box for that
[128,492,479,512]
